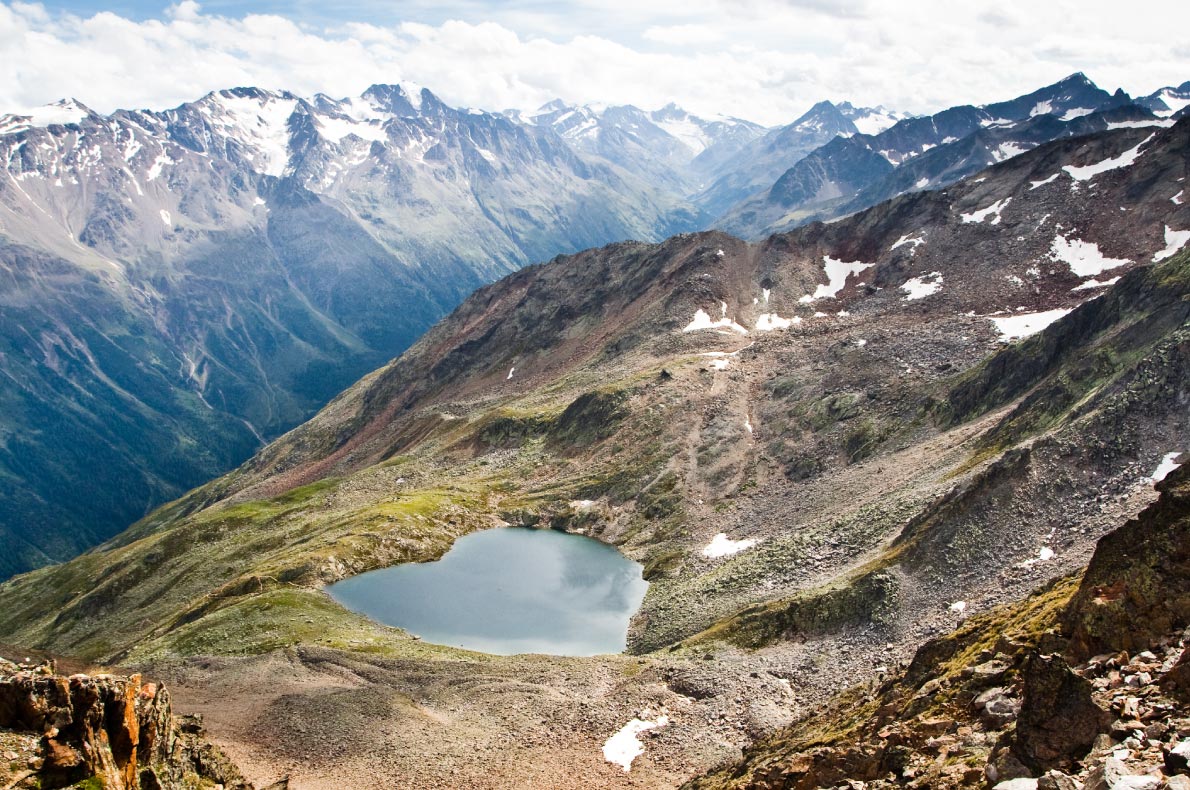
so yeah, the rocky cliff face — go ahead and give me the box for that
[0,657,264,790]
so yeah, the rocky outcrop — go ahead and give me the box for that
[0,658,257,790]
[1063,464,1190,661]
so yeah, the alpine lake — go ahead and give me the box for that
[327,527,649,656]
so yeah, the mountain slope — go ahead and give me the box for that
[0,84,702,579]
[0,117,1185,788]
[687,463,1190,789]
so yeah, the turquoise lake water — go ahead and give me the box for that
[327,527,649,656]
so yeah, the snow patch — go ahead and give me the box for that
[208,92,298,177]
[1049,234,1131,276]
[1020,546,1056,568]
[990,309,1072,340]
[949,601,967,613]
[316,114,388,143]
[1072,276,1120,291]
[1150,453,1182,483]
[506,367,515,380]
[1062,135,1153,182]
[683,302,748,335]
[603,715,669,772]
[570,499,596,511]
[892,234,925,254]
[850,109,901,136]
[1029,173,1060,190]
[7,99,90,132]
[1150,89,1190,117]
[159,209,171,226]
[992,142,1031,162]
[1029,100,1053,117]
[1153,225,1190,262]
[755,313,797,331]
[1173,191,1184,206]
[798,256,873,302]
[960,197,1011,225]
[1106,119,1175,130]
[901,272,943,300]
[1060,107,1094,121]
[146,152,173,181]
[702,534,759,558]
[654,116,712,156]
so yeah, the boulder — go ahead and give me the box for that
[1012,652,1110,771]
[1037,770,1079,790]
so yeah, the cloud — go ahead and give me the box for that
[0,0,1187,126]
[642,24,723,46]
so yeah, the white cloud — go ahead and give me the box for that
[641,24,723,46]
[0,1,1187,126]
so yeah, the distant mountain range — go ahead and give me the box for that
[0,83,703,578]
[0,72,1185,580]
[717,74,1190,238]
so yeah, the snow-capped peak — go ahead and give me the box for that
[197,88,299,177]
[837,101,909,136]
[0,98,94,135]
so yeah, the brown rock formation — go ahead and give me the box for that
[0,658,253,790]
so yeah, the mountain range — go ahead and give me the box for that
[0,83,706,578]
[0,72,1186,583]
[716,73,1190,238]
[0,90,1186,788]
